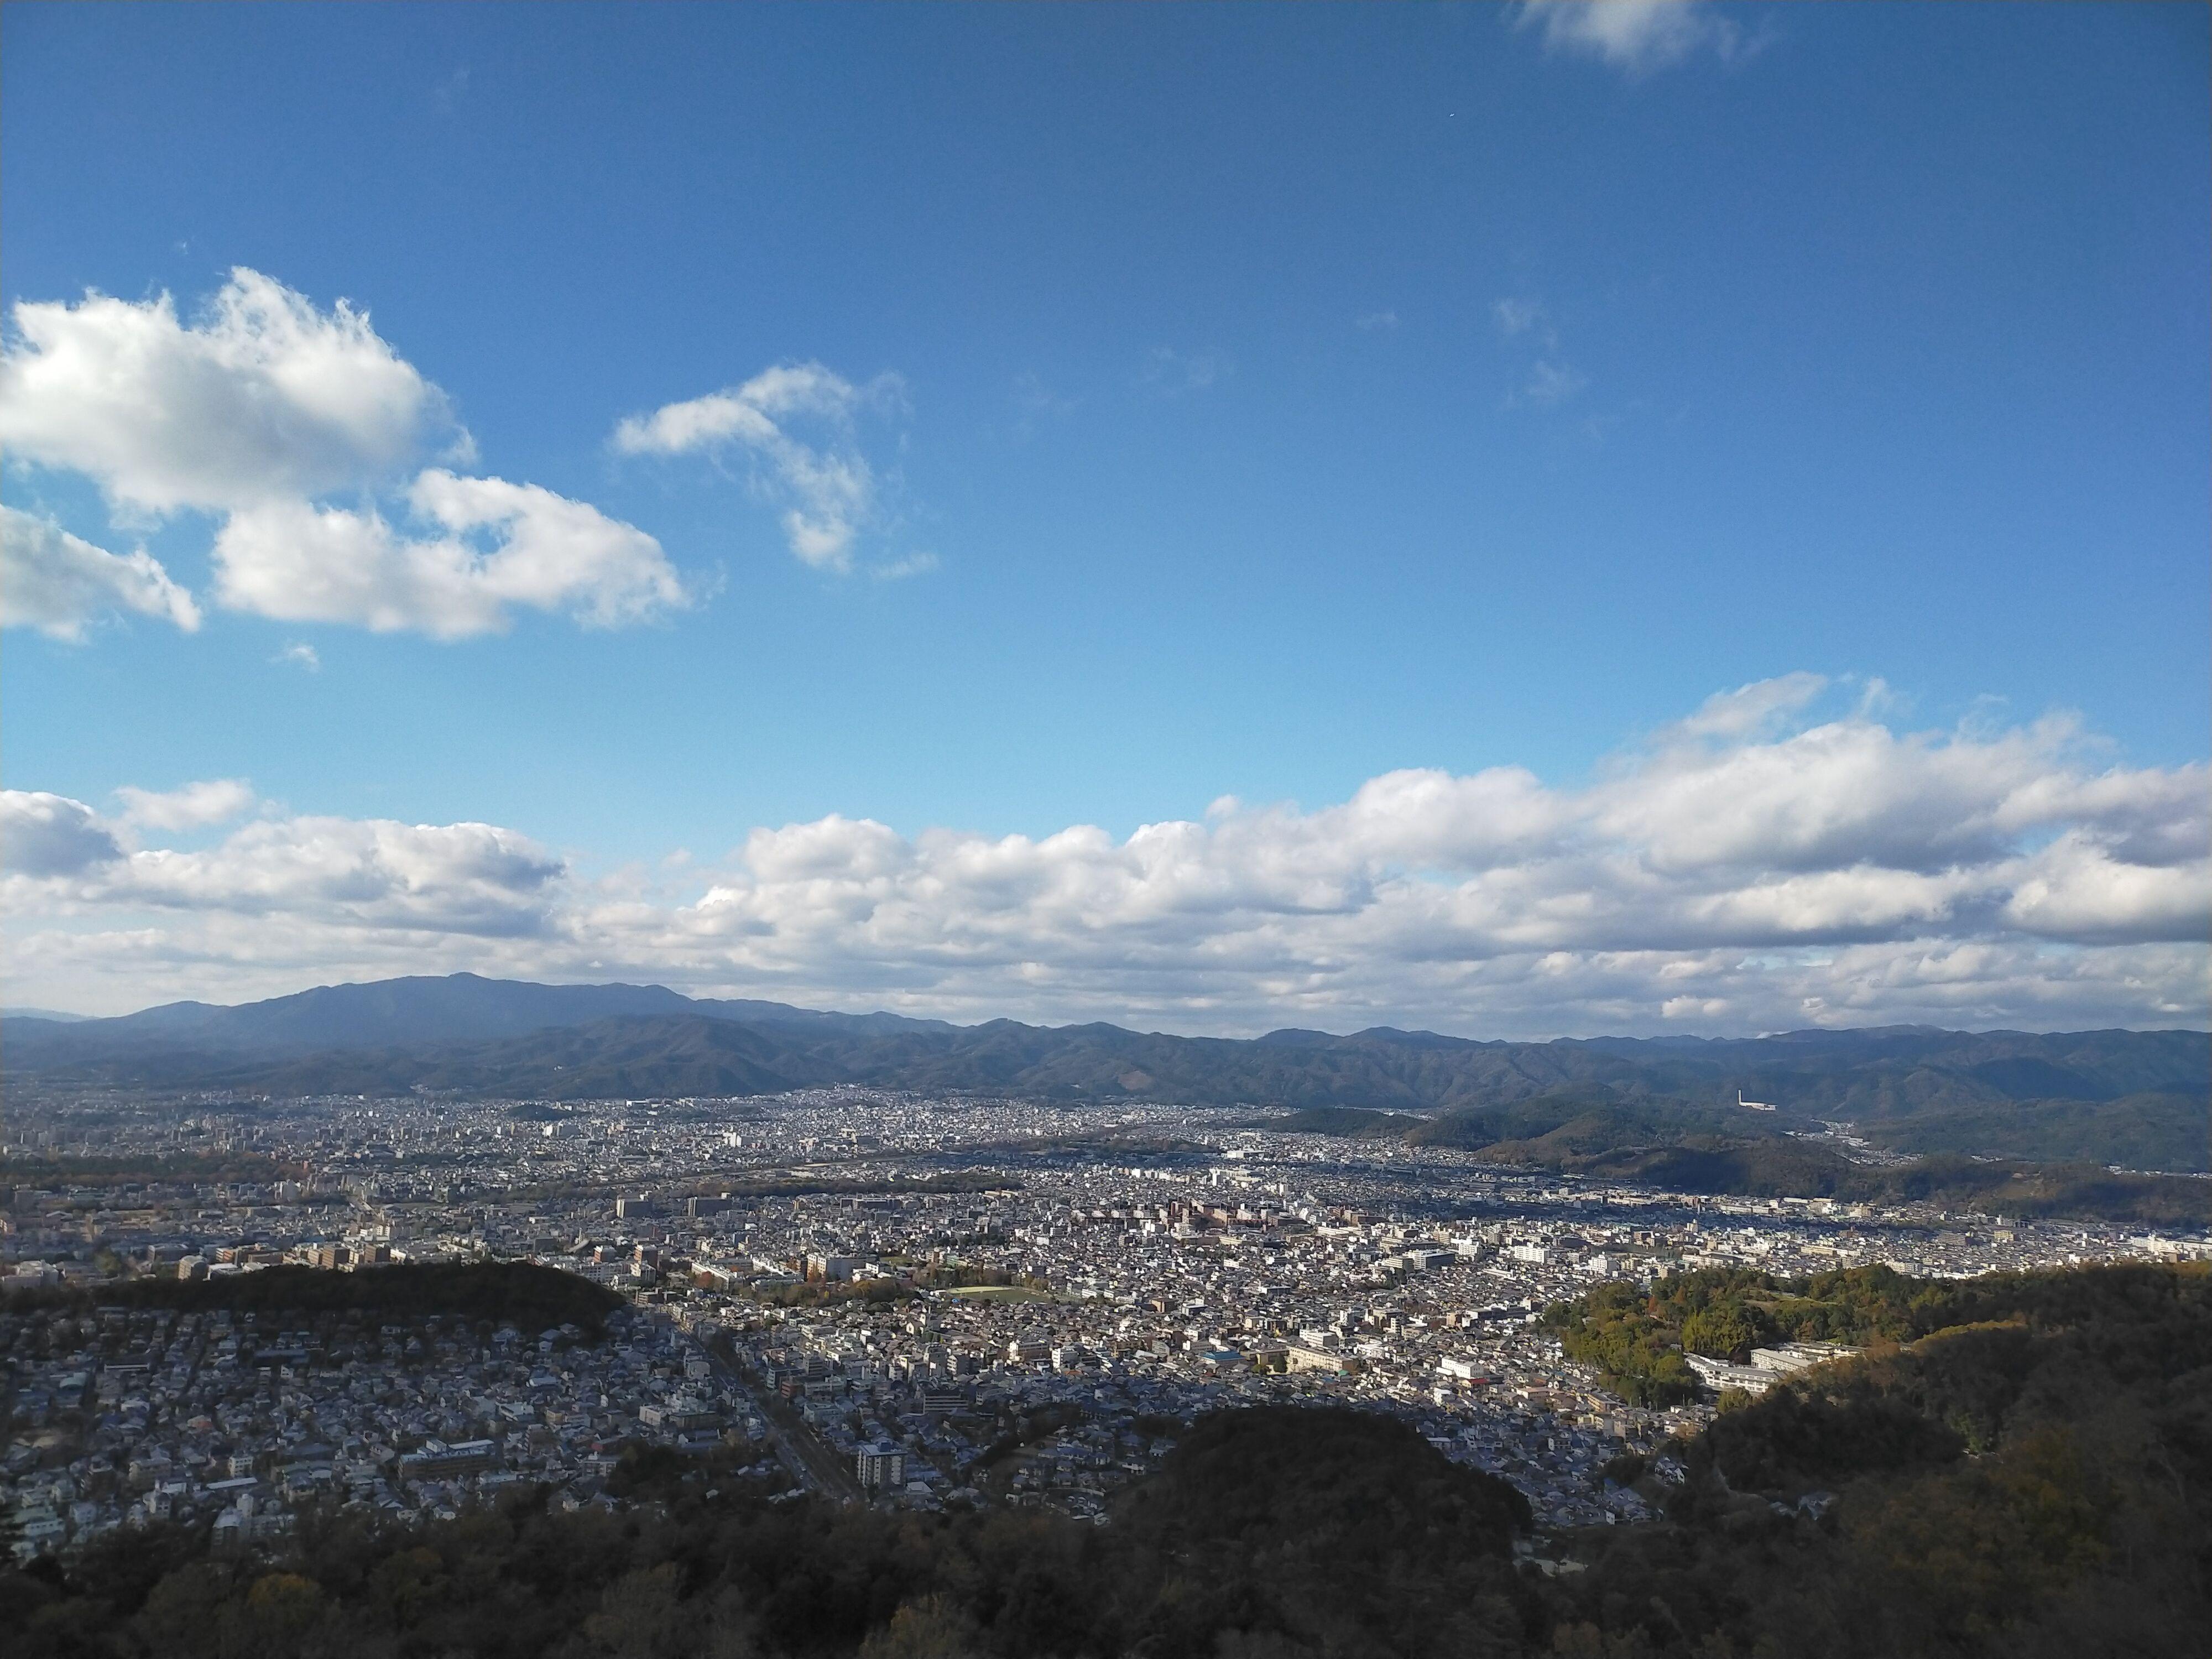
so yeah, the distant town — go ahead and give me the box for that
[7,1083,2206,1565]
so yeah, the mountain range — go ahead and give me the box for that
[5,973,2206,1173]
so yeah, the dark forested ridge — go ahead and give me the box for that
[7,974,2206,1171]
[1545,1260,2212,1657]
[5,1264,2204,1658]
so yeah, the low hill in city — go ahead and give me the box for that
[1107,1405,1533,1654]
[1546,1260,2212,1657]
[1358,1089,2209,1224]
[7,974,2206,1171]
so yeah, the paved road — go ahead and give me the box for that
[709,1342,863,1501]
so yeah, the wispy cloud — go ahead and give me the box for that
[1355,310,1399,332]
[1005,371,1078,442]
[1522,359,1589,406]
[1516,0,1745,77]
[0,505,200,640]
[432,66,469,115]
[1011,371,1077,421]
[274,642,321,672]
[612,361,907,575]
[872,551,940,582]
[1491,297,1553,343]
[1493,295,1586,408]
[1141,346,1230,397]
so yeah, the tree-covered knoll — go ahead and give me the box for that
[1551,1261,2211,1657]
[1110,1407,1533,1655]
[1341,1089,2210,1223]
[1540,1261,2204,1405]
[1,1406,1545,1659]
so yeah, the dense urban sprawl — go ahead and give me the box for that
[8,1087,2206,1563]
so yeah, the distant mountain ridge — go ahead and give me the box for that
[4,973,2206,1172]
[1,972,950,1060]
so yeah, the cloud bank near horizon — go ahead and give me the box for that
[5,677,2205,1036]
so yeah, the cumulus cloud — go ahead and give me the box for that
[5,681,2206,1030]
[612,362,902,573]
[212,471,688,638]
[1,792,126,878]
[114,779,257,833]
[3,797,562,936]
[0,505,201,639]
[1517,0,1743,76]
[1,268,695,640]
[0,268,461,515]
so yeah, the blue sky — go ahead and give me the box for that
[3,3,2206,1031]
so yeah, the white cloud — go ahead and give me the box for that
[212,471,688,638]
[1666,672,1829,740]
[115,779,257,833]
[1,268,695,641]
[3,797,562,937]
[1517,0,1741,76]
[6,680,2205,1031]
[0,504,201,638]
[1356,311,1400,332]
[118,816,564,935]
[275,643,321,672]
[0,268,461,515]
[612,362,902,573]
[1,792,124,878]
[1996,833,2211,946]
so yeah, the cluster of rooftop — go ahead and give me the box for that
[7,1085,2204,1554]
